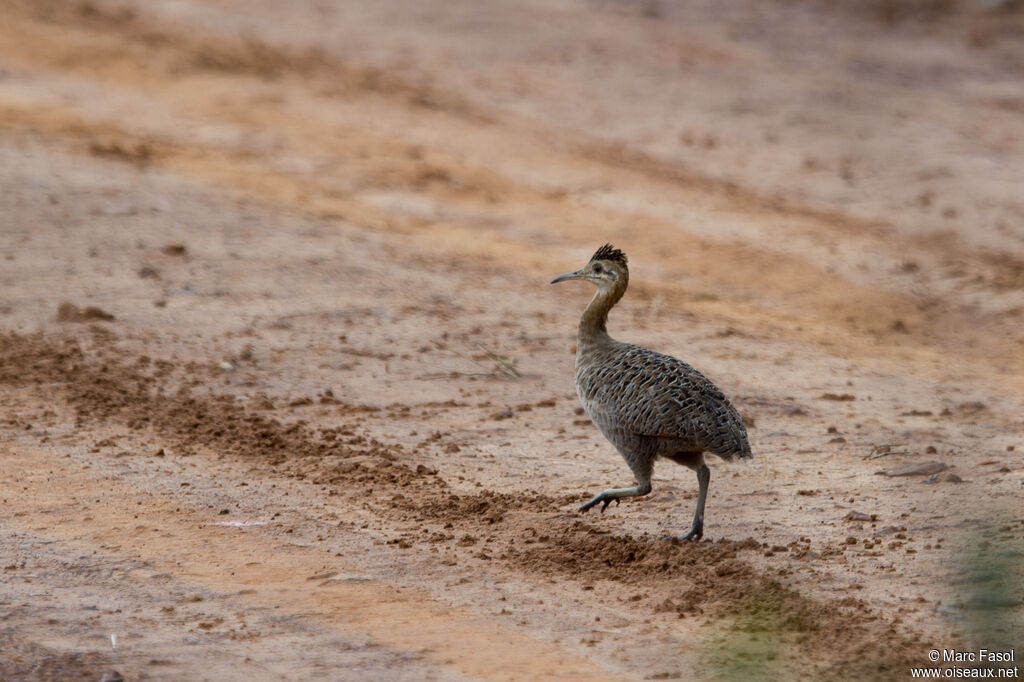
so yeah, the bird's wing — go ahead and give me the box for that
[577,343,749,455]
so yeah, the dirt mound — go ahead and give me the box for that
[0,332,435,491]
[512,526,760,585]
[397,489,574,523]
[55,302,116,323]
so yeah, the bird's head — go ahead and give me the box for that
[550,244,629,292]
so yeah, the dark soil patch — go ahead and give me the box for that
[0,332,434,491]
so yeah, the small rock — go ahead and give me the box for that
[100,672,124,682]
[819,393,855,401]
[56,302,115,323]
[138,265,160,279]
[939,472,964,483]
[219,361,236,373]
[162,243,187,256]
[323,573,372,583]
[845,510,876,522]
[883,461,947,477]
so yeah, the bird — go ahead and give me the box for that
[551,244,751,541]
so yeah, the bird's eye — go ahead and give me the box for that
[592,263,603,273]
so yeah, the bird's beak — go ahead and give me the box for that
[550,269,584,284]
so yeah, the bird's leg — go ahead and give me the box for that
[578,480,652,513]
[678,463,710,541]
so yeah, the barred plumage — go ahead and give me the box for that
[552,244,751,541]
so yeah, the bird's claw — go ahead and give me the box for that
[677,523,703,542]
[578,493,619,514]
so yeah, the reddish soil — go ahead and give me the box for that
[1,1,1022,680]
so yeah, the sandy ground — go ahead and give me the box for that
[1,1,1023,680]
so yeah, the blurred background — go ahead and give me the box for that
[1,1,1022,680]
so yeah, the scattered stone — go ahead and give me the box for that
[56,301,115,323]
[882,461,947,477]
[323,573,372,583]
[845,510,876,522]
[219,361,236,373]
[100,672,124,682]
[138,265,160,279]
[924,471,963,484]
[162,243,187,256]
[820,393,855,401]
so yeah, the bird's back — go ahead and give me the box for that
[575,340,751,460]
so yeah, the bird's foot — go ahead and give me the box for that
[578,492,620,514]
[677,521,704,542]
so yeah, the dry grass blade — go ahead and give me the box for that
[477,344,520,379]
[428,341,520,380]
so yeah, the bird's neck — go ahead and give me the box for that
[578,275,628,348]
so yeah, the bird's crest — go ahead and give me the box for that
[590,243,627,265]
